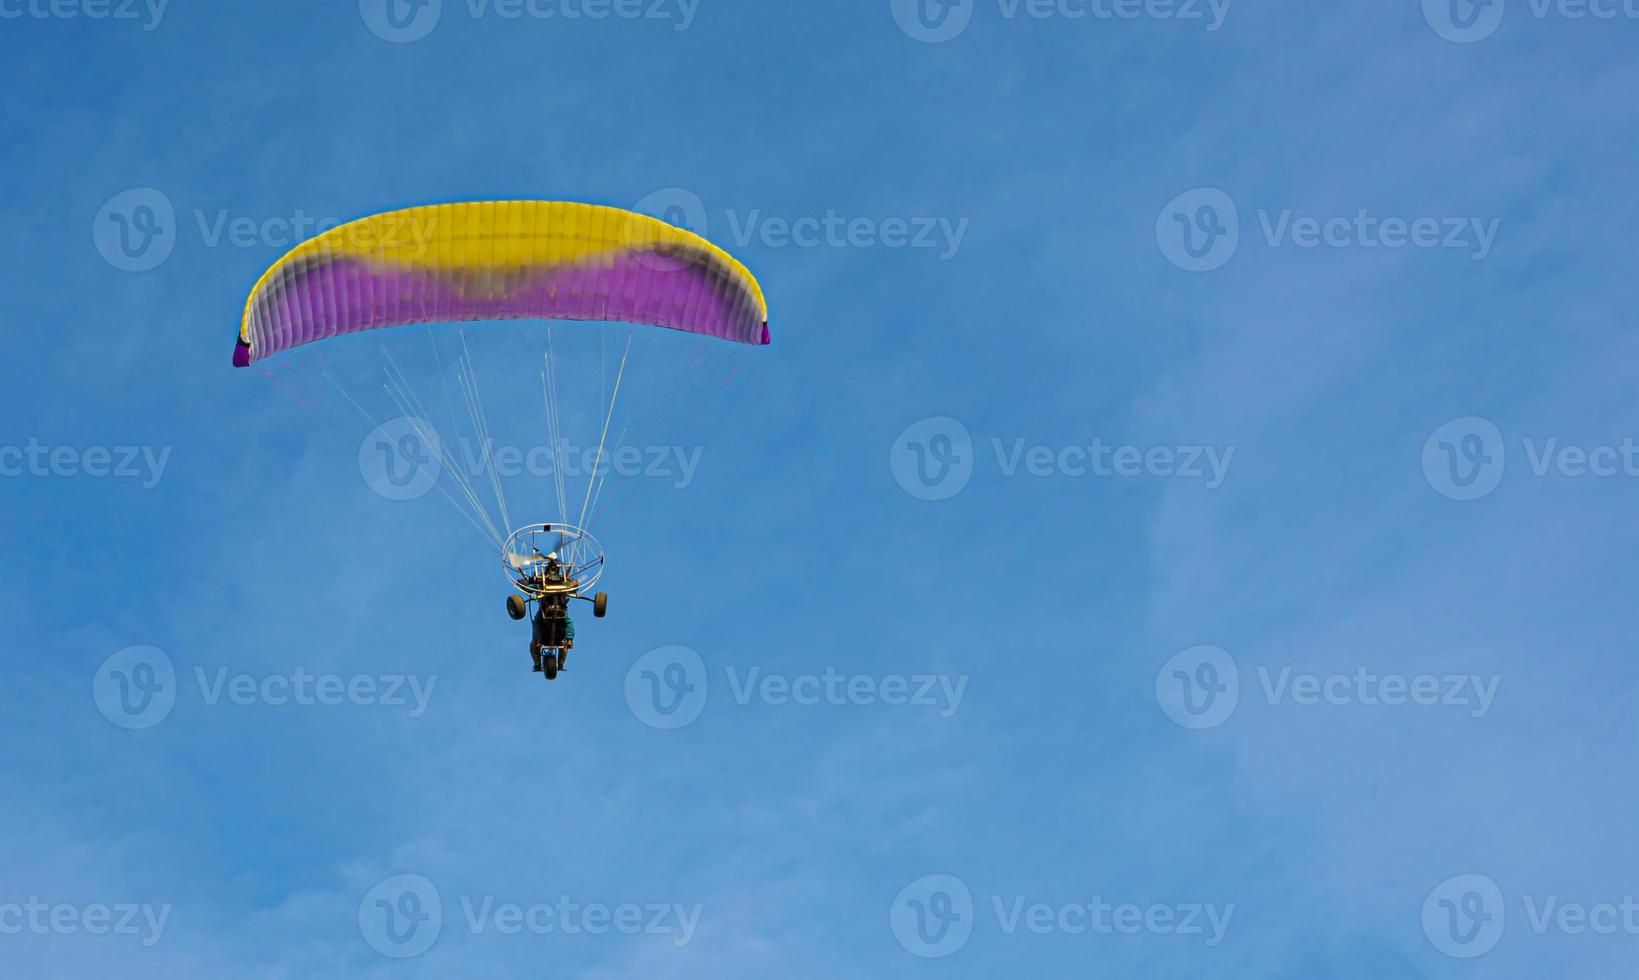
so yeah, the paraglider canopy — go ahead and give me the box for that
[234,200,771,367]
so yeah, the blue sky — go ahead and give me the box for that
[4,1,1639,976]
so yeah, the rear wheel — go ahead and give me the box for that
[593,592,608,618]
[506,594,528,620]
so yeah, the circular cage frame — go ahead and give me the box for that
[502,523,606,598]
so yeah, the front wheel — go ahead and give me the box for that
[593,592,608,618]
[544,654,559,680]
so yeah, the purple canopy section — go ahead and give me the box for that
[236,246,769,367]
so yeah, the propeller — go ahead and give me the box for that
[507,551,547,570]
[506,524,573,570]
